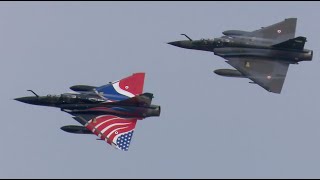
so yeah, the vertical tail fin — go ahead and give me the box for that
[94,73,145,102]
[271,36,306,50]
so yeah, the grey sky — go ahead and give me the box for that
[1,1,320,178]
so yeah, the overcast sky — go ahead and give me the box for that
[1,1,320,178]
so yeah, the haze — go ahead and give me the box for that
[1,1,320,178]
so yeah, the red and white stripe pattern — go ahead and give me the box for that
[94,72,145,102]
[84,115,137,151]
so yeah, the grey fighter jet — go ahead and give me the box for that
[15,73,161,151]
[168,18,313,93]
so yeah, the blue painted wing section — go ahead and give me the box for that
[116,131,134,151]
[95,84,128,101]
[111,107,134,112]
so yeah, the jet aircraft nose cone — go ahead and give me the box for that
[167,40,194,50]
[167,41,181,47]
[14,96,39,105]
[14,97,27,103]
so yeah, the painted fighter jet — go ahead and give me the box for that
[15,73,161,151]
[168,18,313,93]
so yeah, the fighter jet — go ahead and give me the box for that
[15,73,161,151]
[168,18,313,93]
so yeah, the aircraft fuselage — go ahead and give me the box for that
[15,92,160,119]
[168,35,313,63]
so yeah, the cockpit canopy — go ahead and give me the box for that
[47,94,61,98]
[61,93,77,99]
[213,36,234,46]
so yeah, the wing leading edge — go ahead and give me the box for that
[248,18,297,43]
[225,57,290,94]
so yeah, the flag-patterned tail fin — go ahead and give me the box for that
[84,115,138,151]
[94,73,145,102]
